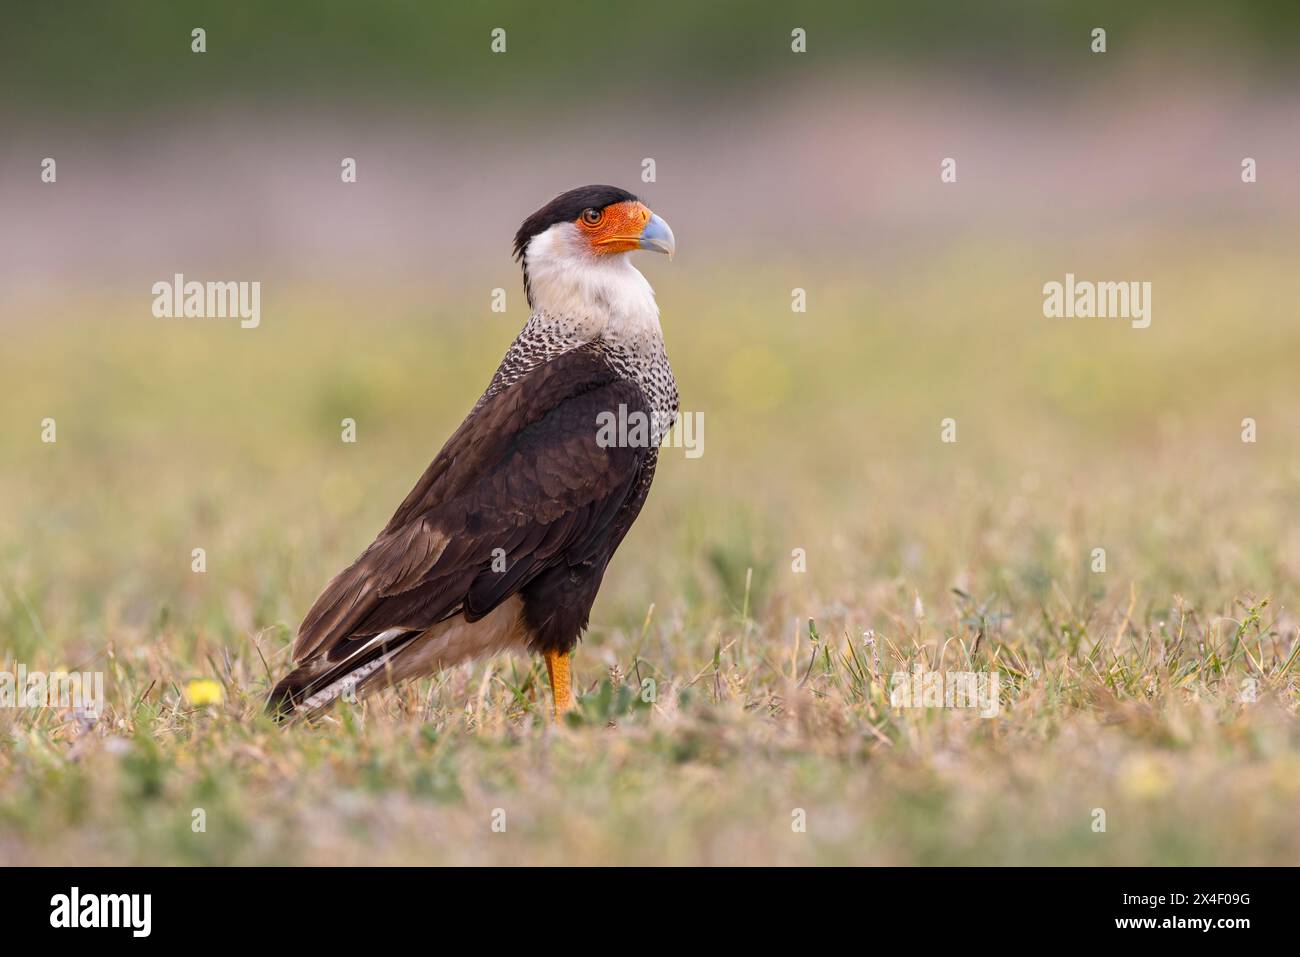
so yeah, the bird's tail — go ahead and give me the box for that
[266,628,419,721]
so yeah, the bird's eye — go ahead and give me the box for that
[581,208,603,226]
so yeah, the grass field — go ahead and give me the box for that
[3,227,1299,865]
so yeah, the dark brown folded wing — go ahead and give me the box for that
[293,341,652,663]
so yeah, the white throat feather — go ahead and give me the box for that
[522,223,662,344]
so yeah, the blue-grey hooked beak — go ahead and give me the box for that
[638,213,676,260]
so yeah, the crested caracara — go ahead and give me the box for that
[268,185,677,721]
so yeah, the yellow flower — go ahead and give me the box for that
[1119,754,1172,800]
[186,678,224,707]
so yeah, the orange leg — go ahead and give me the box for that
[543,648,575,719]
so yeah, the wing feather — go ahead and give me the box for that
[292,342,653,662]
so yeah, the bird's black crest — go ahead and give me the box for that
[512,184,638,261]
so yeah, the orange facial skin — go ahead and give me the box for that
[576,200,653,255]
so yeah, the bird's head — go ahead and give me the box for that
[513,185,675,310]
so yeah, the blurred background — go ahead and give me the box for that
[2,2,1299,864]
[5,0,1300,633]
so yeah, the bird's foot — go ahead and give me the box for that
[544,648,576,721]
